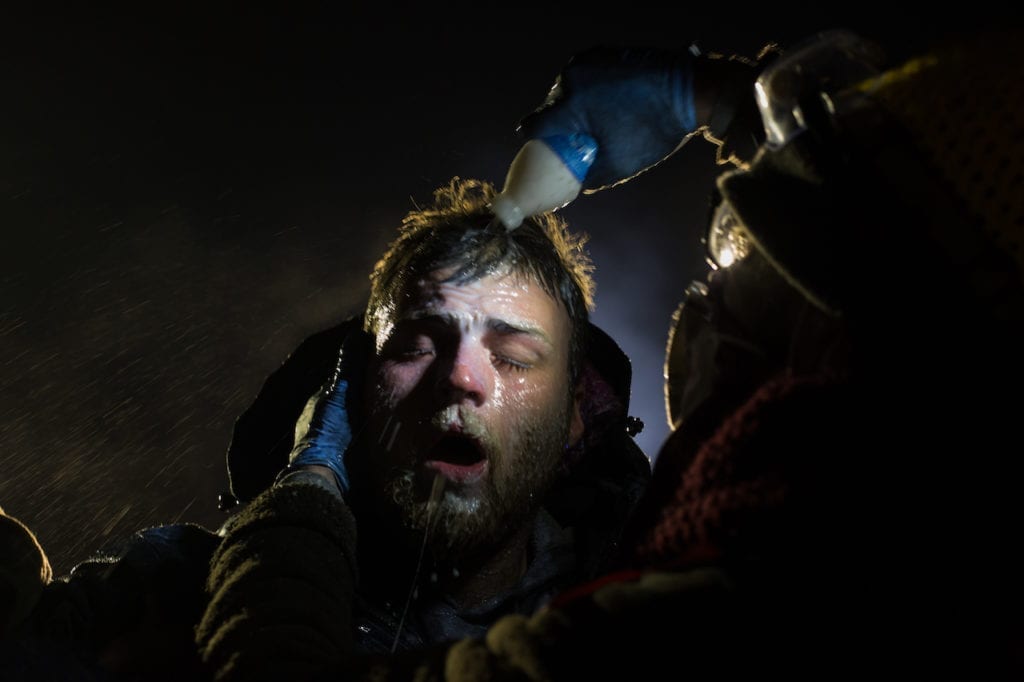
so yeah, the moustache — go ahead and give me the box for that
[430,405,490,445]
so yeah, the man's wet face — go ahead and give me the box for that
[355,266,578,561]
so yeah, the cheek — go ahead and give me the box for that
[377,362,427,407]
[495,373,568,417]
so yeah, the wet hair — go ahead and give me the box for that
[365,177,595,382]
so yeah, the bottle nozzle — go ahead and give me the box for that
[490,193,526,232]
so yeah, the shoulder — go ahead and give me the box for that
[0,506,52,636]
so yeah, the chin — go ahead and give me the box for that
[410,483,515,559]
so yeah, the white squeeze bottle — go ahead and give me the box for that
[489,133,599,231]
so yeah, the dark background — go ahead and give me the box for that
[0,4,1002,573]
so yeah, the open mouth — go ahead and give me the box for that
[422,433,488,484]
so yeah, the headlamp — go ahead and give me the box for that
[698,29,888,311]
[705,200,752,270]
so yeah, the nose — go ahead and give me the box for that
[441,339,493,406]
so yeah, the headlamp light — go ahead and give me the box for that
[705,200,752,270]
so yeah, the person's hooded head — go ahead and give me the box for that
[665,27,1024,430]
[636,34,1024,674]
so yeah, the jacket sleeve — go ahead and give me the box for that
[196,472,359,682]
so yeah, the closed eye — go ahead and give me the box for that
[382,335,436,363]
[493,354,530,372]
[398,347,434,360]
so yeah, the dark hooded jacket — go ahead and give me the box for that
[194,314,650,678]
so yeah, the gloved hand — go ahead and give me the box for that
[516,45,768,190]
[284,331,369,495]
[517,45,699,191]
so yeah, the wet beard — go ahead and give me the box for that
[377,403,570,567]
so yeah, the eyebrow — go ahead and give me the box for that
[488,319,554,348]
[405,311,554,349]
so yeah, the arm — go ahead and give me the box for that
[196,472,359,681]
[196,331,367,681]
[515,42,772,191]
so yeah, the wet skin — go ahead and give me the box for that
[356,266,583,556]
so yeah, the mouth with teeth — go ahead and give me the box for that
[422,432,488,484]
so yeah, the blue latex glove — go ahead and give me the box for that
[285,335,365,495]
[516,46,699,191]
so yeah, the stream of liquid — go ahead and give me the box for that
[390,471,446,653]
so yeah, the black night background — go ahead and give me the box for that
[0,4,1002,573]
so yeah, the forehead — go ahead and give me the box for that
[394,267,569,335]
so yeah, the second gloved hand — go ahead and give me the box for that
[516,45,699,191]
